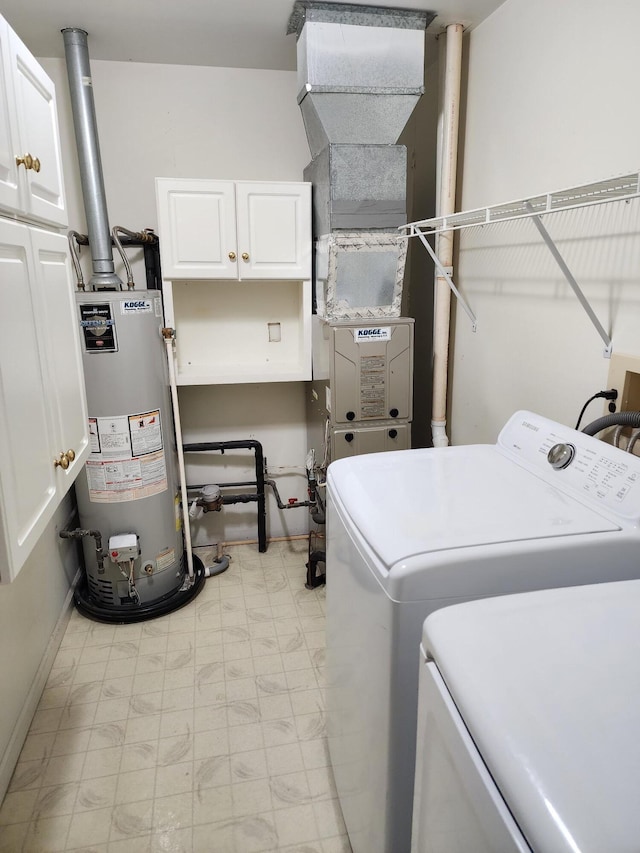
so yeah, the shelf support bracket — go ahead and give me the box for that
[411,226,478,331]
[524,202,612,358]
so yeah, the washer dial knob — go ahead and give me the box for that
[548,442,576,470]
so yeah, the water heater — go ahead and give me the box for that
[73,289,203,620]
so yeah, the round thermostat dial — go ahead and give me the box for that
[547,442,576,470]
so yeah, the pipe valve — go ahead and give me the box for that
[190,484,224,519]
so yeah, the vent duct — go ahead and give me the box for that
[62,27,122,291]
[288,2,431,156]
[288,2,434,318]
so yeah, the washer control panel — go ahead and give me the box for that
[498,411,640,520]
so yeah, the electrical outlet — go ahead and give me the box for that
[607,353,640,412]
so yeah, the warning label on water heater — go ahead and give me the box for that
[85,409,168,503]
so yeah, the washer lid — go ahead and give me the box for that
[327,445,619,571]
[424,580,640,853]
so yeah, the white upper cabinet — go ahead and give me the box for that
[0,16,66,228]
[156,179,237,279]
[0,18,19,214]
[156,177,312,385]
[156,178,311,281]
[235,182,311,280]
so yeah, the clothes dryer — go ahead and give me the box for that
[326,410,640,853]
[412,579,640,852]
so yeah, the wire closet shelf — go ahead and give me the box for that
[400,171,640,357]
[401,172,640,237]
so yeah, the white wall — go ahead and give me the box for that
[42,58,311,237]
[0,496,82,799]
[43,57,313,543]
[449,0,640,444]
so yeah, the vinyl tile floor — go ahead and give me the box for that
[0,539,351,853]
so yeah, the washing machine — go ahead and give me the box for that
[326,410,640,853]
[412,579,640,852]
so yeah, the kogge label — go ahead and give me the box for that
[121,299,153,314]
[353,327,392,343]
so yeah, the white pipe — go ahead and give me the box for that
[431,23,463,448]
[163,329,194,580]
[431,422,449,448]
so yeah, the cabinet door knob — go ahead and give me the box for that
[66,449,76,462]
[54,452,70,470]
[15,153,41,172]
[241,252,250,262]
[228,251,236,261]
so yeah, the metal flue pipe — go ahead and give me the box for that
[62,27,122,291]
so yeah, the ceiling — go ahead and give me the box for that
[1,0,506,71]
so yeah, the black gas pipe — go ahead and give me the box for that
[183,440,268,552]
[183,439,321,554]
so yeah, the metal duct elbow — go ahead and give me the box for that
[62,27,122,291]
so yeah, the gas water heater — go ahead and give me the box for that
[72,289,204,621]
[61,28,204,622]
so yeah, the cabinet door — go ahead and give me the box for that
[10,30,66,227]
[156,178,237,279]
[235,181,311,280]
[0,219,59,580]
[0,17,20,215]
[31,228,89,486]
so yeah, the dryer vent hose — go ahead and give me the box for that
[581,412,640,436]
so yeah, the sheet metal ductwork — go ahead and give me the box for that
[288,2,430,156]
[62,27,123,291]
[288,2,435,318]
